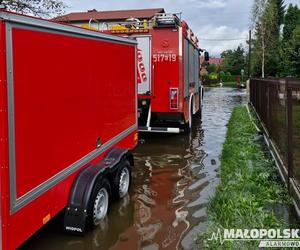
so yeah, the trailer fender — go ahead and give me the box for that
[64,148,133,234]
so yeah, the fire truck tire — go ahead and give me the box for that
[199,106,202,120]
[184,100,193,134]
[193,93,202,119]
[88,178,111,227]
[183,123,190,134]
[112,160,131,199]
[194,103,202,119]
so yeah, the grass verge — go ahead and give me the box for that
[198,105,292,249]
[205,82,244,88]
[222,82,238,88]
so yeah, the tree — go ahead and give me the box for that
[251,0,282,77]
[273,0,285,28]
[282,4,300,42]
[207,63,217,73]
[0,0,66,17]
[288,26,300,77]
[280,4,300,76]
[252,0,266,77]
[220,45,246,75]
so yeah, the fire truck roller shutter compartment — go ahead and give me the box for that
[136,36,151,95]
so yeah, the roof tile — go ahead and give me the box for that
[54,8,165,22]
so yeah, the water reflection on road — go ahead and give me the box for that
[20,87,247,250]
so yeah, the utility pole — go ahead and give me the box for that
[261,28,265,78]
[248,29,252,79]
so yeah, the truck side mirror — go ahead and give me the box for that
[204,51,209,62]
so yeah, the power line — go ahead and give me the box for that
[200,38,248,41]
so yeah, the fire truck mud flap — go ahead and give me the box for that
[139,126,181,133]
[64,148,134,234]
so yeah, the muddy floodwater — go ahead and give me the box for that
[20,87,247,250]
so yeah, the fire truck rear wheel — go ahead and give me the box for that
[194,103,202,119]
[183,103,193,134]
[88,178,111,227]
[112,160,131,199]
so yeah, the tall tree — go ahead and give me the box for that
[252,0,267,77]
[0,0,66,17]
[282,4,300,42]
[280,4,300,76]
[289,26,300,77]
[251,0,281,77]
[273,0,285,28]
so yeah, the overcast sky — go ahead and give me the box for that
[64,0,300,56]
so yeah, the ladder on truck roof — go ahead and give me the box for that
[90,12,182,33]
[153,13,182,27]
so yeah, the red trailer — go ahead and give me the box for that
[0,11,138,250]
[106,13,206,133]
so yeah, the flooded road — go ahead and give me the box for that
[20,87,247,250]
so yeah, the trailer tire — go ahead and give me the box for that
[88,178,111,227]
[112,160,131,199]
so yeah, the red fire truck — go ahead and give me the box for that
[106,13,208,133]
[0,10,138,250]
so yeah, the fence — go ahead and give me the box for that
[250,78,300,206]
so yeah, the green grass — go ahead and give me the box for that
[222,82,239,88]
[206,82,244,88]
[198,106,292,249]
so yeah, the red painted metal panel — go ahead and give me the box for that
[54,8,164,22]
[106,22,201,124]
[11,27,136,198]
[151,29,180,113]
[0,21,9,250]
[8,131,137,250]
[0,13,137,249]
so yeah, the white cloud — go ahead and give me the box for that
[63,0,300,55]
[194,25,249,56]
[177,0,226,8]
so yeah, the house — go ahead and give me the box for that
[53,8,165,30]
[200,56,224,65]
[209,57,224,65]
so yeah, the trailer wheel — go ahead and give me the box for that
[112,160,131,199]
[88,178,111,227]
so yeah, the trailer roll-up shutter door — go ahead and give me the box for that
[184,39,199,97]
[136,36,151,95]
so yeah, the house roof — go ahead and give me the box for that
[53,8,165,22]
[209,57,224,65]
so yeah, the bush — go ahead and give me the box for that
[219,71,226,79]
[221,75,239,82]
[209,72,218,80]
